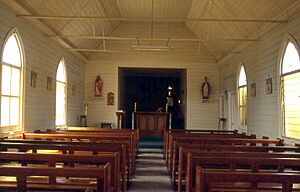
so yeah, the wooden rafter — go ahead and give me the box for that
[14,0,88,59]
[67,48,241,54]
[16,15,288,23]
[45,35,258,42]
[58,0,92,32]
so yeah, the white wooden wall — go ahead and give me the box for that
[85,22,219,129]
[219,12,300,138]
[0,3,86,132]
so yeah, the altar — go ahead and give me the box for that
[133,112,170,136]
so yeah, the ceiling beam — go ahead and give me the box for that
[212,0,248,38]
[45,35,258,42]
[68,48,133,53]
[58,0,92,32]
[67,48,241,54]
[14,0,88,59]
[16,14,288,23]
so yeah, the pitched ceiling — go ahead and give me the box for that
[1,0,299,60]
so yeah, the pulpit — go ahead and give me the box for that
[133,112,170,136]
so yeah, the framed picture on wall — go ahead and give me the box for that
[265,78,273,95]
[251,82,256,97]
[47,76,52,91]
[30,71,37,88]
[107,92,114,105]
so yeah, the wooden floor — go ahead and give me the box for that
[129,148,174,192]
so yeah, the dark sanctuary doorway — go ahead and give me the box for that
[118,67,186,130]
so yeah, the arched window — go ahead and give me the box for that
[1,30,24,131]
[281,40,300,139]
[238,65,247,125]
[56,59,67,126]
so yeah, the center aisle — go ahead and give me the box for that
[128,148,175,192]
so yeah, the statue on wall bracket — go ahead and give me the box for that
[95,75,103,97]
[201,76,211,102]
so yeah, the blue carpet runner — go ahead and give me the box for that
[139,136,163,149]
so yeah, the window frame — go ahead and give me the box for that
[237,64,248,126]
[0,28,25,135]
[55,58,67,128]
[279,35,300,139]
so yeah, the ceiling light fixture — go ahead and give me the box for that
[131,45,174,51]
[132,37,174,51]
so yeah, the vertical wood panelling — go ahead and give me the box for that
[219,12,300,138]
[0,3,86,132]
[85,22,219,129]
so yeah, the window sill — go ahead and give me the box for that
[282,136,300,146]
[56,125,68,130]
[0,130,22,139]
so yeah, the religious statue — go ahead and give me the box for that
[201,76,211,100]
[95,75,103,97]
[166,85,174,106]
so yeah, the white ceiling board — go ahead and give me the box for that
[1,0,299,60]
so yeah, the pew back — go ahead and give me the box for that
[186,155,300,192]
[0,151,120,192]
[0,141,127,191]
[0,164,111,192]
[196,167,300,192]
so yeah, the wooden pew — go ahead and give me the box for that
[19,132,136,179]
[195,167,300,192]
[37,128,139,173]
[167,136,282,176]
[186,155,300,192]
[0,165,111,192]
[0,141,128,192]
[22,131,137,170]
[163,129,239,159]
[166,132,256,165]
[169,134,255,179]
[59,126,139,144]
[42,127,140,158]
[4,138,132,180]
[19,131,138,164]
[0,151,120,192]
[176,143,300,190]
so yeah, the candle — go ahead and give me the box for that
[84,103,88,116]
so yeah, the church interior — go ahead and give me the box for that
[0,0,300,191]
